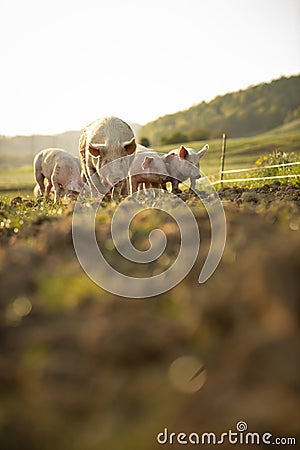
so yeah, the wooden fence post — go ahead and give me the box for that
[219,133,227,181]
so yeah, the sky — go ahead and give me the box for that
[1,0,299,136]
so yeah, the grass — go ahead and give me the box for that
[0,165,34,190]
[0,194,64,239]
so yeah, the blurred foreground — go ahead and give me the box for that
[0,185,299,449]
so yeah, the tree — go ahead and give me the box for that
[160,131,188,145]
[139,137,151,148]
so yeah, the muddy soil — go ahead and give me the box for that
[0,185,299,450]
[218,181,300,208]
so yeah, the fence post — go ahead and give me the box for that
[219,133,227,181]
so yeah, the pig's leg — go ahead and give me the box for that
[36,172,45,195]
[88,180,98,198]
[131,176,138,193]
[92,175,108,197]
[121,178,129,197]
[34,153,45,195]
[161,180,167,191]
[45,180,53,199]
[86,166,103,197]
[112,181,123,202]
[170,177,182,194]
[53,182,61,203]
[149,182,159,198]
[190,178,200,194]
[33,184,42,198]
[50,172,61,203]
[81,167,94,197]
[51,166,63,203]
[126,176,133,197]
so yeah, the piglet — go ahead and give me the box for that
[162,144,209,193]
[129,150,169,193]
[33,148,83,203]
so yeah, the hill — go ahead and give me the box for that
[0,131,81,168]
[0,123,141,169]
[139,75,300,146]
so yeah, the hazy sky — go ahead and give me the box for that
[1,0,299,136]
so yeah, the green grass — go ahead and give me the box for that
[0,165,34,190]
[0,194,63,239]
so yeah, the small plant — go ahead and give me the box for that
[253,150,300,182]
[256,149,299,167]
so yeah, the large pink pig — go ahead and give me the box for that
[79,116,136,200]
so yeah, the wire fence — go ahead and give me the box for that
[211,173,300,186]
[221,161,300,174]
[210,134,300,187]
[210,161,300,186]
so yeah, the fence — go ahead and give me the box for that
[211,134,300,186]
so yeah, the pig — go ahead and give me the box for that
[33,148,84,203]
[162,144,209,193]
[79,116,136,200]
[129,149,169,193]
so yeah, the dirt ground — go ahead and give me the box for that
[0,183,299,450]
[218,181,300,208]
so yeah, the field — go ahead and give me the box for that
[0,125,300,449]
[1,119,300,191]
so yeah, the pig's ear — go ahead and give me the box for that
[165,152,175,160]
[141,156,154,170]
[89,143,107,157]
[179,146,188,159]
[123,137,136,154]
[198,144,209,159]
